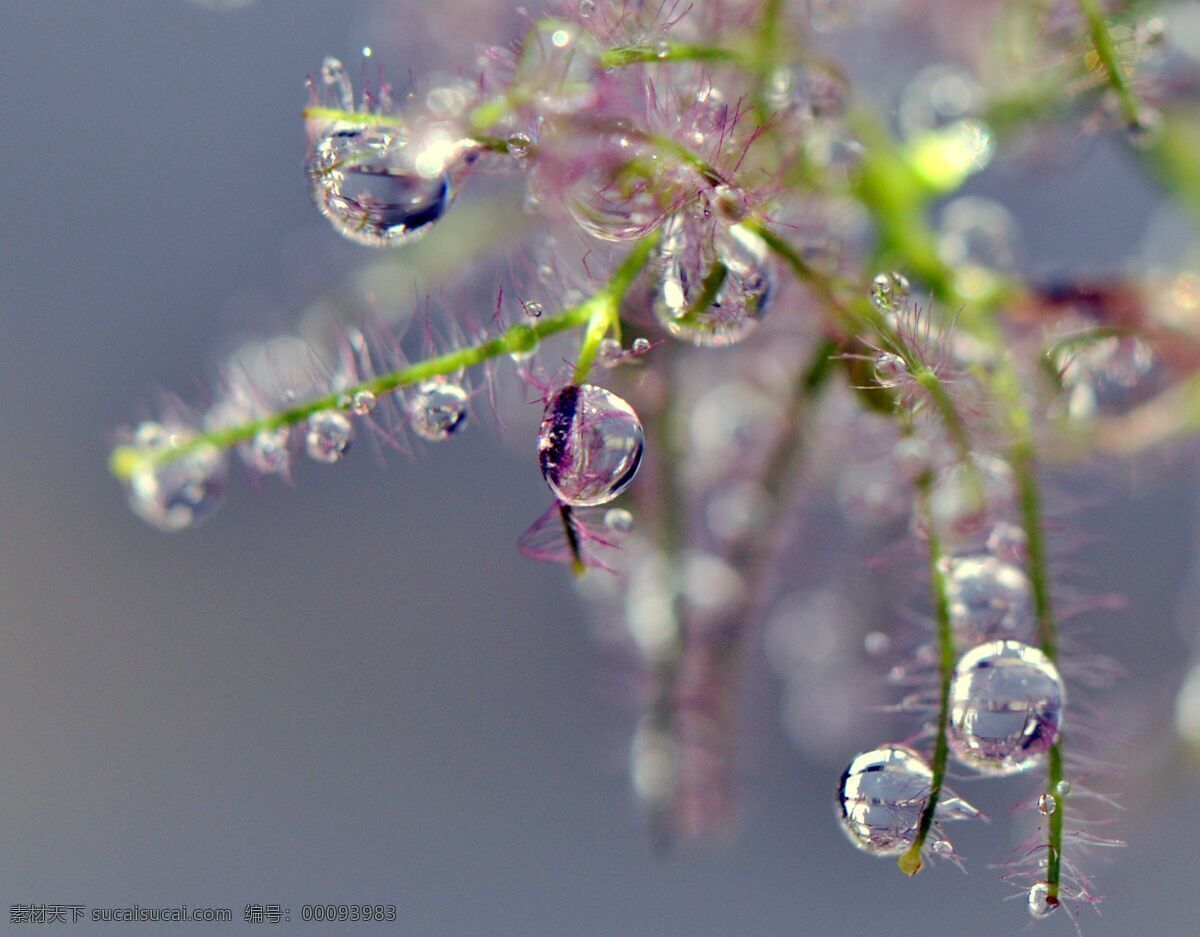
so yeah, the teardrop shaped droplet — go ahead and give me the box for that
[538,384,644,506]
[309,124,454,247]
[654,216,772,347]
[125,422,228,531]
[837,745,931,855]
[948,640,1065,775]
[409,378,469,441]
[305,409,353,463]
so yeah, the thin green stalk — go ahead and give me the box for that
[111,236,658,481]
[1077,0,1141,128]
[899,468,956,876]
[600,42,743,68]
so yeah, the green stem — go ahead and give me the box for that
[1077,0,1141,128]
[899,467,956,875]
[111,237,658,481]
[600,42,742,68]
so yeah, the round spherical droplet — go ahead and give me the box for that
[1037,792,1056,815]
[655,217,772,347]
[538,384,644,507]
[948,640,1065,775]
[1027,882,1058,919]
[578,0,596,17]
[350,389,376,415]
[409,379,469,441]
[631,337,651,354]
[869,271,910,312]
[874,351,908,388]
[927,454,1016,555]
[309,124,453,247]
[126,423,228,531]
[837,745,931,855]
[305,409,352,463]
[986,521,1028,564]
[1055,779,1072,797]
[863,631,891,656]
[946,555,1033,640]
[604,507,634,536]
[506,131,533,158]
[522,300,544,318]
[246,426,291,475]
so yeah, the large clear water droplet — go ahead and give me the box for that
[654,216,772,347]
[837,745,931,855]
[946,555,1034,640]
[538,384,644,506]
[409,378,469,441]
[1027,882,1058,918]
[309,124,454,247]
[305,409,352,463]
[125,422,228,531]
[949,640,1065,775]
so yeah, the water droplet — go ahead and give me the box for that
[321,56,354,112]
[654,40,670,60]
[1027,882,1058,918]
[986,521,1028,564]
[631,337,651,354]
[655,216,772,347]
[937,197,1018,299]
[949,640,1065,775]
[893,436,932,480]
[873,351,908,388]
[350,389,377,415]
[409,378,469,441]
[869,271,910,312]
[863,631,891,656]
[598,337,624,366]
[309,124,454,247]
[563,134,672,241]
[946,555,1033,640]
[125,422,227,531]
[516,20,600,113]
[837,745,931,855]
[1055,779,1072,797]
[578,0,596,17]
[1038,792,1057,815]
[710,183,748,223]
[305,409,352,462]
[604,507,634,535]
[926,454,1017,555]
[538,384,644,507]
[932,839,953,856]
[506,131,533,158]
[522,300,544,318]
[246,426,291,475]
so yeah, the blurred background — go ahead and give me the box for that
[1,1,1197,934]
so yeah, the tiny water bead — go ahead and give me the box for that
[305,409,353,463]
[246,426,291,475]
[604,507,634,536]
[505,131,533,159]
[538,384,644,507]
[948,640,1065,776]
[348,389,377,415]
[408,378,469,441]
[869,271,910,312]
[631,337,651,354]
[125,423,228,532]
[1038,792,1057,815]
[522,300,544,318]
[873,351,908,388]
[655,217,772,347]
[309,123,455,247]
[1027,882,1058,919]
[946,555,1034,640]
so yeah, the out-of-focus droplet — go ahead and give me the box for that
[321,56,354,112]
[837,746,930,855]
[409,378,469,441]
[350,389,376,415]
[1027,882,1058,918]
[926,454,1017,555]
[949,640,1065,775]
[506,131,534,158]
[986,521,1028,564]
[309,124,455,247]
[946,555,1034,640]
[578,0,596,17]
[899,64,982,137]
[598,337,624,367]
[564,134,671,241]
[937,197,1018,299]
[125,422,228,531]
[710,183,748,223]
[604,507,634,536]
[655,216,772,347]
[305,409,352,462]
[864,631,891,657]
[932,839,953,856]
[870,271,910,312]
[1055,779,1072,797]
[538,384,644,506]
[246,426,291,475]
[515,20,600,113]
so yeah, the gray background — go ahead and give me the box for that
[0,2,1197,934]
